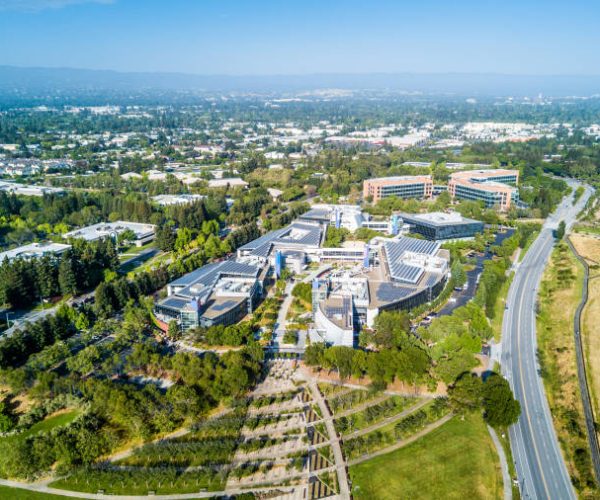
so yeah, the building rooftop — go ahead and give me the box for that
[400,211,481,226]
[63,221,156,241]
[238,222,323,258]
[0,242,71,262]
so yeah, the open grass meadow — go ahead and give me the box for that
[348,414,502,500]
[0,486,77,499]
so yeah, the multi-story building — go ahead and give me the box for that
[155,260,266,331]
[299,204,403,235]
[448,169,519,210]
[310,236,449,346]
[363,175,433,203]
[400,212,484,240]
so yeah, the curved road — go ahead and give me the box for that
[501,180,593,500]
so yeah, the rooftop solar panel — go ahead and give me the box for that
[375,283,416,302]
[211,299,238,312]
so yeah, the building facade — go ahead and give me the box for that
[363,175,434,203]
[400,212,484,240]
[448,169,519,210]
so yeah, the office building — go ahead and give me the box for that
[448,169,519,210]
[400,212,484,240]
[63,221,156,246]
[0,242,71,263]
[363,175,433,203]
[155,260,265,331]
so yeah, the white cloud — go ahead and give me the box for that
[0,0,114,12]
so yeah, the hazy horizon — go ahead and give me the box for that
[1,0,600,76]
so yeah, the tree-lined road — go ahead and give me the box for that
[502,180,593,500]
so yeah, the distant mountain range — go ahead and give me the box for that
[2,65,600,97]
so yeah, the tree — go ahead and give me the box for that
[118,229,137,245]
[167,320,181,341]
[155,226,176,252]
[58,254,77,296]
[448,373,483,414]
[369,311,411,348]
[555,220,566,240]
[482,373,521,427]
[0,402,14,432]
[304,343,326,367]
[451,260,467,287]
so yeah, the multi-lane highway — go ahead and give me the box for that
[502,180,593,499]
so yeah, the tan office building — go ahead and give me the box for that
[448,169,519,210]
[363,175,434,203]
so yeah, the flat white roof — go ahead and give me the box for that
[63,221,156,241]
[208,178,248,188]
[0,242,71,262]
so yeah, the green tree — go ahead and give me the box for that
[167,320,181,341]
[555,220,566,240]
[482,373,521,427]
[448,373,483,414]
[58,254,77,296]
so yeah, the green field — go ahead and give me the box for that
[21,410,81,438]
[0,486,78,499]
[349,414,502,500]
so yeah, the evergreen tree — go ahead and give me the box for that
[58,253,78,296]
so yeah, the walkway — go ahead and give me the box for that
[487,424,512,500]
[308,380,350,498]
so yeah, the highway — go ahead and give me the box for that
[502,179,593,500]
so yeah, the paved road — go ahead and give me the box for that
[502,180,593,500]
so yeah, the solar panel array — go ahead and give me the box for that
[384,237,440,257]
[389,263,423,284]
[172,260,260,299]
[375,282,416,302]
[424,272,444,288]
[384,237,440,283]
[325,296,353,329]
[300,208,331,221]
[211,299,238,312]
[238,222,322,258]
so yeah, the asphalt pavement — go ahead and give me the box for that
[501,180,593,500]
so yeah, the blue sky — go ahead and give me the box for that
[1,0,599,75]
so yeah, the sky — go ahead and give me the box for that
[1,0,600,76]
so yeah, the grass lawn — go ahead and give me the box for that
[491,273,513,342]
[21,409,81,438]
[349,414,502,500]
[0,486,79,499]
